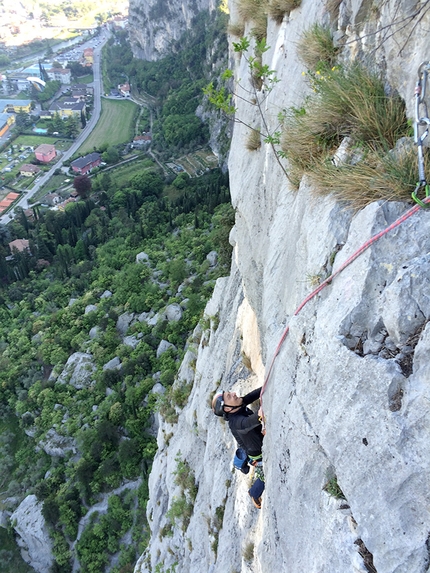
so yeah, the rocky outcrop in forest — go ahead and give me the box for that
[133,0,430,572]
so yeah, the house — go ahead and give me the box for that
[132,134,152,148]
[71,152,101,175]
[71,83,87,91]
[49,99,85,118]
[47,67,71,84]
[20,164,41,177]
[118,82,130,97]
[43,193,61,206]
[9,238,30,254]
[35,144,56,163]
[0,99,32,113]
[39,110,54,120]
[23,209,35,223]
[71,88,86,100]
[82,48,94,66]
[70,84,93,98]
[56,196,77,210]
[109,16,128,31]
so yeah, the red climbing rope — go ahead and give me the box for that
[259,197,430,426]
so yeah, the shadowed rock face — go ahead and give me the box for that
[128,0,215,61]
[132,0,430,572]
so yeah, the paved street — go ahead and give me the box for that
[0,34,108,225]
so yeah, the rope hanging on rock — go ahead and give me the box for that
[259,196,430,430]
[259,62,430,428]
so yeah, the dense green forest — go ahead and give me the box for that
[0,8,231,573]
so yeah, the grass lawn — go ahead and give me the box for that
[37,173,71,195]
[15,176,36,190]
[108,157,155,187]
[76,74,93,84]
[78,98,138,155]
[11,136,73,152]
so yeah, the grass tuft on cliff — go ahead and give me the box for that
[228,21,245,37]
[237,0,267,39]
[297,23,338,71]
[307,145,418,209]
[281,62,412,203]
[267,0,302,23]
[237,0,301,35]
[246,129,262,151]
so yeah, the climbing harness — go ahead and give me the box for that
[248,453,263,467]
[259,62,430,428]
[413,61,430,207]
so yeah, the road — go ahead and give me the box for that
[0,34,108,226]
[6,34,86,67]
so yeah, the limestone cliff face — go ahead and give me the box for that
[128,0,216,61]
[135,1,430,572]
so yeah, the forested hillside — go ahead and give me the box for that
[0,7,231,573]
[102,10,228,158]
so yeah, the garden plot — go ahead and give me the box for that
[171,148,218,177]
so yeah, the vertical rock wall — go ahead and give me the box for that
[135,0,430,572]
[128,0,216,61]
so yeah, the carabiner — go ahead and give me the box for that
[411,182,430,208]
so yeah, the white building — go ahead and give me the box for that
[47,68,71,84]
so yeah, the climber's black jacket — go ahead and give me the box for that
[225,387,263,457]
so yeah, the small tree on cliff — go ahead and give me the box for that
[73,175,92,199]
[203,36,291,183]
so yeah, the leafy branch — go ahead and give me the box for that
[204,36,292,183]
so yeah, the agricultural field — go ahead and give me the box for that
[172,148,219,177]
[78,98,138,155]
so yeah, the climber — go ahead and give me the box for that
[212,387,265,509]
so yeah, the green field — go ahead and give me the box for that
[11,136,72,152]
[76,73,94,84]
[78,98,138,155]
[35,173,72,196]
[108,157,155,187]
